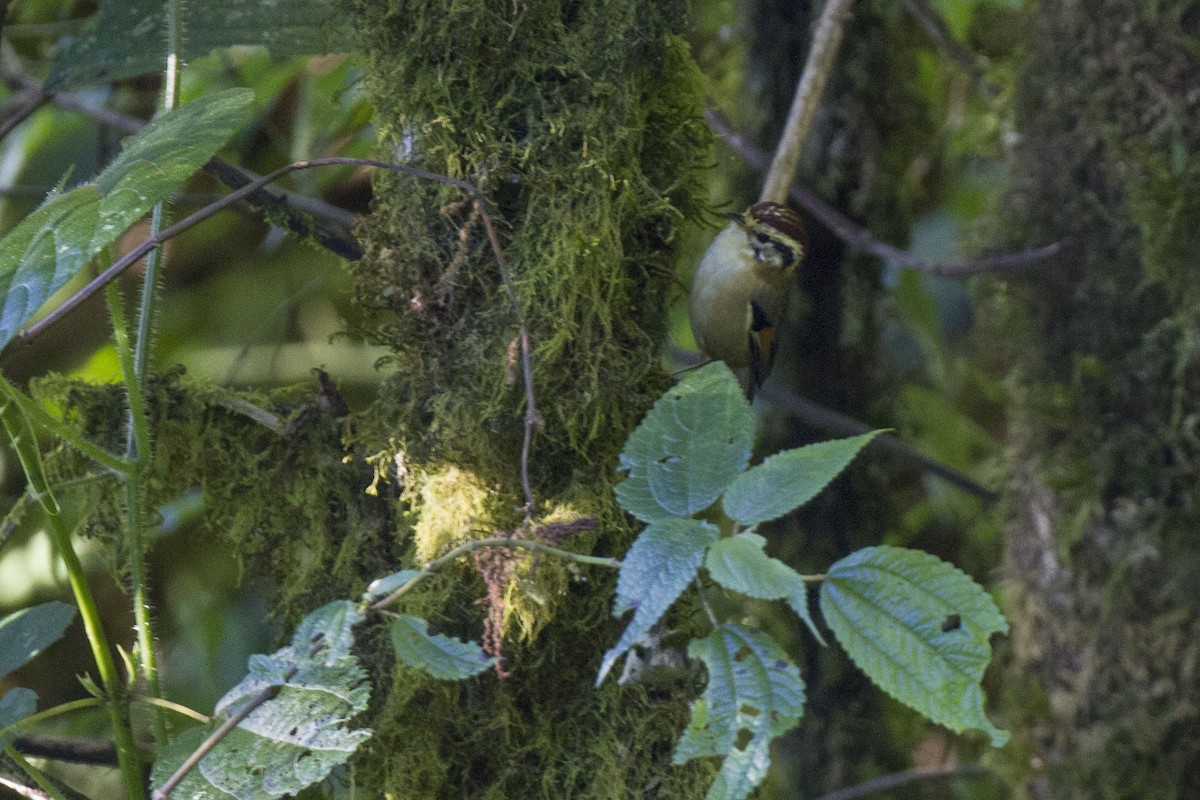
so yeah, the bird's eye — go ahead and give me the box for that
[755,232,770,244]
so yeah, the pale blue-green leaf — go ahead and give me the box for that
[391,615,493,680]
[704,533,805,600]
[597,518,718,684]
[673,625,805,800]
[0,89,254,350]
[150,601,371,800]
[820,546,1009,746]
[48,0,353,90]
[615,362,754,522]
[0,187,100,348]
[0,601,77,678]
[364,569,423,601]
[0,688,37,748]
[722,432,882,525]
[786,586,827,647]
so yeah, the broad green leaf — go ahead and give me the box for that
[705,533,804,600]
[150,601,371,800]
[391,615,493,680]
[597,518,719,684]
[673,625,805,800]
[615,363,754,522]
[0,601,77,678]
[0,187,100,348]
[721,432,881,526]
[48,0,352,90]
[364,569,423,601]
[0,89,254,350]
[0,688,37,748]
[820,546,1009,746]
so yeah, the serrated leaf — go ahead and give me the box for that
[364,569,423,601]
[785,586,827,647]
[705,533,805,600]
[48,0,352,90]
[820,546,1009,746]
[0,601,77,679]
[615,363,754,523]
[722,432,882,526]
[673,625,805,800]
[390,615,493,680]
[150,601,372,800]
[0,89,254,350]
[0,688,37,749]
[597,518,719,684]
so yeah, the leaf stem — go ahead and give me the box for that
[372,537,620,611]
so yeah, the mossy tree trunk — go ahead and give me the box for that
[993,1,1200,796]
[338,0,714,796]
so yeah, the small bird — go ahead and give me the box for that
[688,201,807,394]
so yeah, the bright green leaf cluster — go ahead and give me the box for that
[606,363,1006,800]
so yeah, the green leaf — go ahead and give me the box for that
[673,625,805,800]
[390,615,493,680]
[0,187,100,349]
[597,518,719,684]
[819,546,1009,746]
[785,587,827,647]
[150,601,371,800]
[0,688,37,749]
[615,363,754,523]
[0,601,77,679]
[721,432,881,526]
[364,569,423,601]
[0,89,255,350]
[705,533,804,599]
[48,0,352,90]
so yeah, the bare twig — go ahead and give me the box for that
[13,154,541,517]
[151,680,287,799]
[900,0,997,98]
[12,736,117,766]
[812,764,994,800]
[759,0,857,204]
[0,70,363,260]
[709,108,1065,276]
[759,382,999,504]
[0,88,47,140]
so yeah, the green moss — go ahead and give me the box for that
[991,1,1200,796]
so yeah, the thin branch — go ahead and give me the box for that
[372,533,617,611]
[0,88,47,140]
[760,0,857,204]
[759,382,999,504]
[709,108,1065,276]
[12,736,117,767]
[0,70,364,260]
[900,0,997,98]
[812,764,995,800]
[13,154,542,519]
[151,681,286,800]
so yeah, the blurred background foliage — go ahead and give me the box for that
[0,0,1027,796]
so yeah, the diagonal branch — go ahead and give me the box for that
[709,109,1065,276]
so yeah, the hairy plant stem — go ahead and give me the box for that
[0,392,146,799]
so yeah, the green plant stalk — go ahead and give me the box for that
[0,395,146,799]
[106,284,163,744]
[0,376,130,476]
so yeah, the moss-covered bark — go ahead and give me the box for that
[335,0,714,796]
[992,1,1200,796]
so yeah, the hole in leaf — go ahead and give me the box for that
[657,455,680,464]
[733,646,753,661]
[738,703,761,717]
[941,614,962,632]
[734,728,754,750]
